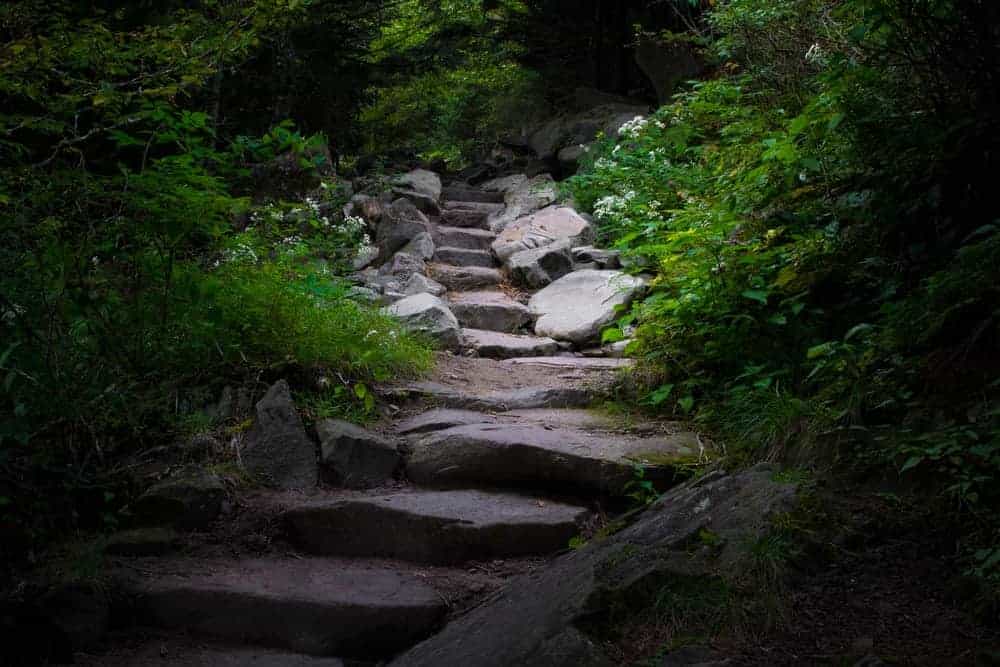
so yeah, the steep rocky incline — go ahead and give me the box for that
[70,169,785,667]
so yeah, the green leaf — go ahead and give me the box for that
[678,396,695,414]
[742,289,769,304]
[899,456,923,473]
[645,383,674,406]
[353,383,368,400]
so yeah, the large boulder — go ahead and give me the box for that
[390,466,799,667]
[635,35,706,104]
[317,419,401,488]
[241,380,319,490]
[376,199,431,263]
[392,169,442,215]
[479,174,528,195]
[487,175,559,233]
[448,291,532,333]
[492,207,596,263]
[505,240,574,289]
[379,252,426,280]
[385,293,461,350]
[402,273,447,297]
[524,104,649,162]
[529,270,646,345]
[133,467,226,530]
[401,232,435,261]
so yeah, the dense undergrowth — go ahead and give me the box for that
[0,1,432,565]
[568,0,1000,599]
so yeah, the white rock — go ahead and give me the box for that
[492,207,595,262]
[385,293,461,349]
[529,270,647,345]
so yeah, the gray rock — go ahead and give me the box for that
[316,419,401,488]
[392,169,442,215]
[488,175,559,233]
[505,240,574,289]
[526,104,649,161]
[530,270,647,345]
[636,35,705,104]
[434,225,496,251]
[402,273,447,297]
[406,423,698,494]
[428,264,503,291]
[376,199,430,263]
[385,383,596,411]
[448,291,532,333]
[479,174,528,194]
[571,246,621,269]
[385,293,461,349]
[352,245,380,270]
[441,202,503,229]
[434,247,496,268]
[133,467,226,530]
[128,558,447,658]
[390,468,798,667]
[492,207,595,263]
[396,409,499,435]
[441,185,505,204]
[557,144,589,175]
[347,286,379,302]
[241,380,319,490]
[283,489,590,564]
[401,231,435,261]
[379,252,426,279]
[461,329,560,359]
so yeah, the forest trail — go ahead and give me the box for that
[78,176,707,665]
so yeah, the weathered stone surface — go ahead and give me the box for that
[479,174,528,194]
[379,252,426,279]
[133,468,226,530]
[434,247,496,268]
[501,357,633,370]
[557,144,588,175]
[376,199,430,263]
[448,291,531,333]
[636,35,706,104]
[530,270,647,345]
[316,419,401,489]
[505,240,574,289]
[434,225,496,251]
[526,103,650,161]
[402,273,447,297]
[385,383,595,411]
[442,185,504,204]
[492,207,595,263]
[488,175,559,233]
[79,641,346,666]
[385,293,461,350]
[352,245,379,271]
[406,423,698,495]
[396,409,498,435]
[461,329,560,359]
[105,526,179,556]
[391,467,797,667]
[284,490,589,564]
[428,264,503,291]
[242,380,319,490]
[401,232,435,261]
[571,246,621,269]
[128,558,446,658]
[392,169,442,215]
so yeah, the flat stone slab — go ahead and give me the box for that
[442,186,505,204]
[79,640,346,666]
[397,407,675,436]
[501,357,634,370]
[127,558,446,658]
[434,226,496,251]
[428,264,503,291]
[441,207,492,230]
[384,383,595,411]
[396,409,499,435]
[434,247,496,268]
[530,270,647,345]
[406,424,699,495]
[283,490,590,564]
[449,292,532,333]
[492,207,595,262]
[461,329,560,359]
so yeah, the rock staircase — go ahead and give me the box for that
[80,172,704,666]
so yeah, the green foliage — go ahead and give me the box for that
[567,0,1000,591]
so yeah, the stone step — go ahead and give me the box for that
[124,558,446,658]
[78,640,346,666]
[428,264,503,291]
[440,205,496,230]
[434,225,496,251]
[406,424,700,496]
[396,407,678,436]
[449,291,532,333]
[442,200,504,213]
[442,186,505,204]
[383,382,595,411]
[283,489,589,565]
[434,246,497,268]
[501,356,634,370]
[461,329,560,359]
